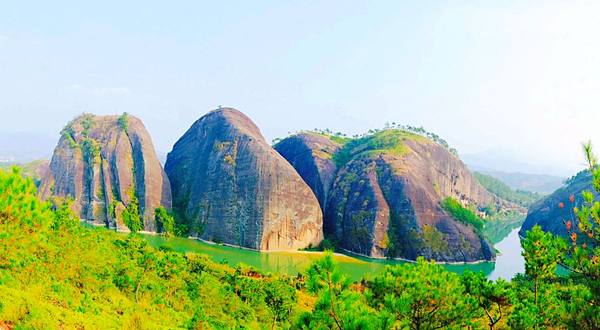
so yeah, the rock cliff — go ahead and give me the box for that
[38,113,171,232]
[520,170,587,238]
[274,133,341,212]
[165,108,323,250]
[279,130,500,262]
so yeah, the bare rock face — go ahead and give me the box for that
[274,133,341,212]
[38,113,172,232]
[520,171,588,238]
[164,108,323,250]
[32,159,50,184]
[322,131,497,262]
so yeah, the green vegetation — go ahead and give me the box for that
[474,172,544,207]
[0,167,304,329]
[522,225,562,307]
[272,128,351,146]
[333,129,422,168]
[421,225,450,254]
[82,137,101,164]
[118,112,130,131]
[60,124,78,148]
[556,142,600,311]
[4,141,600,329]
[0,159,48,186]
[297,253,382,329]
[155,206,175,236]
[461,271,511,330]
[122,186,143,233]
[80,113,95,137]
[563,169,590,186]
[441,197,485,233]
[483,211,526,245]
[275,124,459,168]
[371,258,474,329]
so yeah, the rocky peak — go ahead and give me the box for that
[38,113,171,232]
[278,128,501,262]
[165,108,323,250]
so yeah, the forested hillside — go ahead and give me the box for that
[1,166,599,329]
[474,172,544,207]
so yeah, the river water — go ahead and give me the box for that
[139,226,525,282]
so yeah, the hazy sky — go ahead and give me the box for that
[1,1,599,176]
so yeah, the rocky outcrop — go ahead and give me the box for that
[319,130,498,262]
[38,113,171,232]
[274,133,341,212]
[33,160,50,183]
[164,108,323,251]
[520,171,588,238]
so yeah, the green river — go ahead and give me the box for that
[137,227,525,282]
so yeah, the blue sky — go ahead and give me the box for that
[1,1,599,176]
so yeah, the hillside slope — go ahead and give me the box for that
[520,170,591,238]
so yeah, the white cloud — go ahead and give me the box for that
[67,84,131,96]
[0,35,9,41]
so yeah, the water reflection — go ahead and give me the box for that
[140,233,519,282]
[487,228,524,281]
[86,219,526,282]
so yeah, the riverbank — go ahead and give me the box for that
[80,220,522,281]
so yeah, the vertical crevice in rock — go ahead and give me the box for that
[99,156,110,228]
[125,129,147,229]
[39,113,171,233]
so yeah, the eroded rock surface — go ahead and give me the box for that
[322,131,498,262]
[274,133,341,212]
[39,113,171,232]
[165,108,323,250]
[520,171,588,238]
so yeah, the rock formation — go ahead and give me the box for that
[164,108,323,250]
[274,133,341,212]
[33,159,50,184]
[279,130,502,262]
[520,170,587,238]
[38,113,171,232]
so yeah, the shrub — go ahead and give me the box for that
[441,197,484,233]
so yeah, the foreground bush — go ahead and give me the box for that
[0,167,301,329]
[1,166,599,329]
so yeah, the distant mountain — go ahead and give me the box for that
[0,132,56,163]
[473,172,544,207]
[474,170,564,195]
[461,147,571,178]
[460,147,566,194]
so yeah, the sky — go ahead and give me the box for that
[1,0,599,177]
